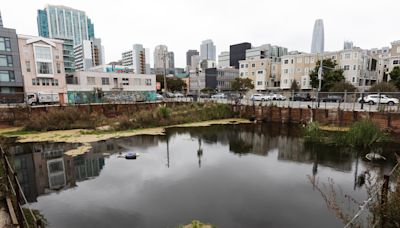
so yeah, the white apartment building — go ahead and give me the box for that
[239,58,281,91]
[121,44,149,74]
[74,38,104,71]
[218,51,230,68]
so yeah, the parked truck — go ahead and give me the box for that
[26,92,60,105]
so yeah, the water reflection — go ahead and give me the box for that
[5,123,398,228]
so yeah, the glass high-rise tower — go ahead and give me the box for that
[36,5,95,46]
[37,5,96,74]
[310,19,324,54]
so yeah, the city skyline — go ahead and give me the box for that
[1,0,400,67]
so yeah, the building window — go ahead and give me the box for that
[257,70,263,74]
[354,53,358,58]
[36,62,53,74]
[26,61,31,72]
[240,72,244,77]
[251,72,255,76]
[245,64,248,68]
[393,60,399,65]
[310,57,315,63]
[0,37,11,51]
[87,77,96,85]
[284,69,288,74]
[353,65,356,70]
[261,62,264,66]
[257,81,262,85]
[345,53,351,59]
[240,64,244,68]
[343,65,350,70]
[352,77,355,82]
[56,62,61,73]
[297,58,302,63]
[0,55,13,67]
[251,63,255,67]
[34,46,52,59]
[297,68,302,73]
[0,71,15,82]
[41,78,50,86]
[291,59,294,64]
[54,79,59,86]
[122,78,129,85]
[305,68,309,74]
[284,79,288,84]
[101,77,110,85]
[32,78,38,86]
[145,79,152,86]
[284,60,288,64]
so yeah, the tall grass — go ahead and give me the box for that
[303,122,324,143]
[24,107,101,131]
[344,119,388,149]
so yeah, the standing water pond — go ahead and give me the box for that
[6,123,398,228]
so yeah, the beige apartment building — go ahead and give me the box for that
[239,58,281,91]
[280,52,320,90]
[17,35,67,103]
[280,47,379,90]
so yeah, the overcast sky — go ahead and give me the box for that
[1,0,399,67]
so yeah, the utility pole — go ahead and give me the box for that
[163,52,168,93]
[317,52,323,107]
[196,67,201,99]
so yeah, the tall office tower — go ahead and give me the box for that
[186,49,199,66]
[168,52,175,70]
[154,45,169,69]
[0,11,3,27]
[230,42,252,69]
[200,39,216,61]
[37,5,95,46]
[310,19,324,54]
[74,38,104,71]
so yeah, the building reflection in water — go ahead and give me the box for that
[8,123,397,203]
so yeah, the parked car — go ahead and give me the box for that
[165,92,175,98]
[320,95,344,103]
[250,94,272,101]
[358,94,399,106]
[290,93,314,101]
[174,92,184,98]
[270,94,286,101]
[211,93,227,99]
[155,94,164,100]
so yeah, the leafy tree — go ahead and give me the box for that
[309,59,344,92]
[156,75,187,92]
[368,81,398,93]
[329,81,357,92]
[290,79,300,92]
[389,66,400,89]
[231,78,254,92]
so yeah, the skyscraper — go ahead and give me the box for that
[200,39,216,61]
[37,5,95,46]
[310,19,324,54]
[186,50,199,66]
[0,11,3,27]
[230,42,251,69]
[153,45,169,69]
[168,52,175,70]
